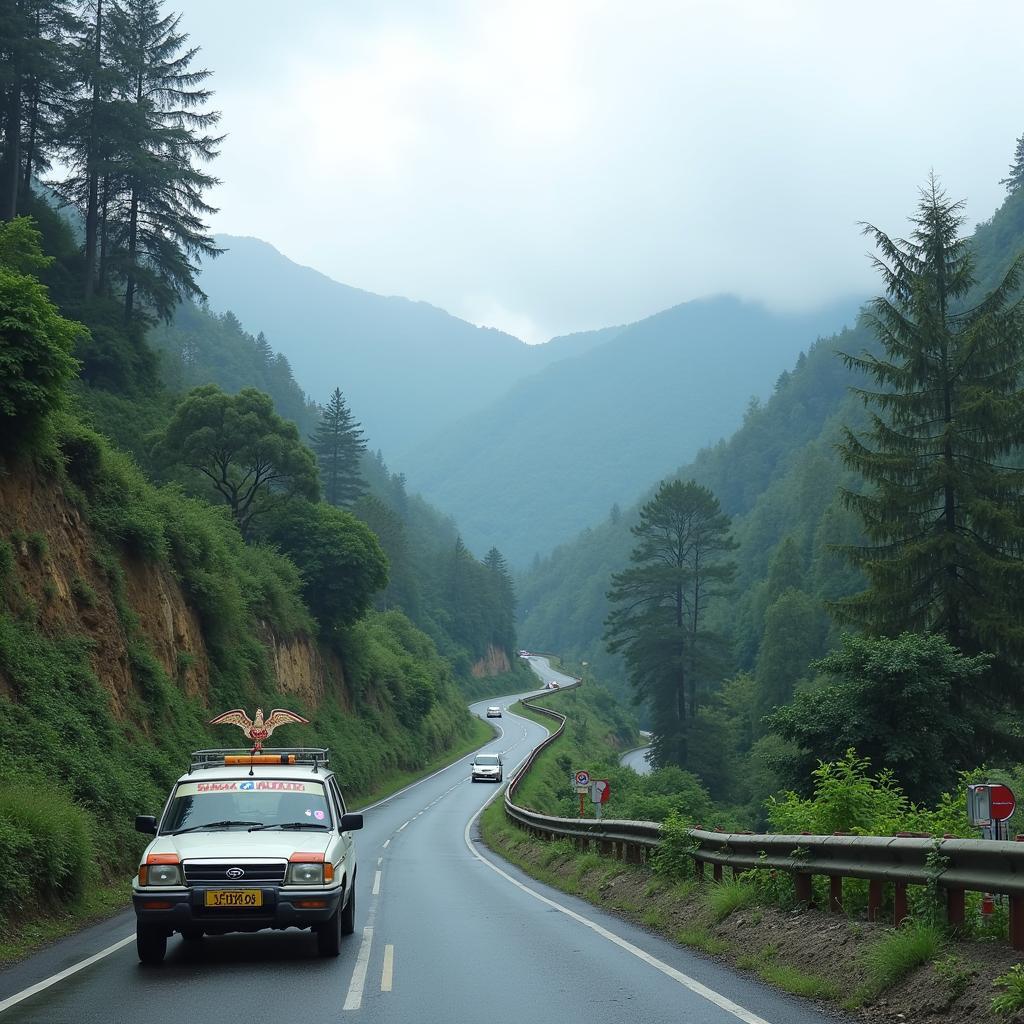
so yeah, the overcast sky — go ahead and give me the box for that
[176,0,1024,343]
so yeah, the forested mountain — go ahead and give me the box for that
[404,295,860,564]
[518,179,1024,814]
[195,235,606,458]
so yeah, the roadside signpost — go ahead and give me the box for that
[968,782,1017,840]
[573,770,590,816]
[590,779,610,819]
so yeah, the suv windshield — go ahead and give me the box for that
[475,756,499,766]
[162,778,332,834]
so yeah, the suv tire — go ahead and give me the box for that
[317,902,343,957]
[340,883,356,936]
[137,924,167,965]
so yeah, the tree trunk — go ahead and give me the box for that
[0,77,23,221]
[84,0,103,296]
[21,78,39,196]
[98,173,109,290]
[123,185,138,320]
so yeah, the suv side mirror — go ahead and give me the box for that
[340,813,363,833]
[135,815,157,834]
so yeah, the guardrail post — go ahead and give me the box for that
[695,859,705,881]
[867,879,883,921]
[829,876,842,914]
[893,881,908,926]
[599,839,613,856]
[713,863,723,883]
[575,836,588,852]
[946,888,965,929]
[794,873,813,907]
[1010,895,1024,951]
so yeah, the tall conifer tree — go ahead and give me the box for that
[310,387,367,507]
[604,480,736,768]
[836,176,1024,669]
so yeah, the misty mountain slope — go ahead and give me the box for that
[198,235,602,456]
[517,184,1024,689]
[402,295,861,564]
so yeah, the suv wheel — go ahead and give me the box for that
[340,883,356,936]
[137,924,167,965]
[317,902,343,957]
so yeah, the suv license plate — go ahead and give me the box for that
[205,889,263,908]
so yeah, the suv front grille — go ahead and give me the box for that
[183,861,287,886]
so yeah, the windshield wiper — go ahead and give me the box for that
[169,820,263,835]
[249,821,331,831]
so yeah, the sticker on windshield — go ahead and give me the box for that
[175,780,325,797]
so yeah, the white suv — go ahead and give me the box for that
[471,753,503,783]
[132,749,362,964]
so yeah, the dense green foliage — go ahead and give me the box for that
[0,217,80,452]
[605,480,736,767]
[156,384,320,537]
[769,634,996,803]
[260,500,388,640]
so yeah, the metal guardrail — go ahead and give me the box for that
[503,684,1024,948]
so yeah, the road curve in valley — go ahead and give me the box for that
[0,657,845,1024]
[620,741,653,776]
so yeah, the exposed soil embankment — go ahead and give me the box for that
[0,467,336,713]
[471,644,511,678]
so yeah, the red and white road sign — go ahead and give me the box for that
[990,784,1016,821]
[574,770,590,787]
[590,780,610,804]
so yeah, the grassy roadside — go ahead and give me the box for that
[0,714,498,966]
[482,784,1021,1023]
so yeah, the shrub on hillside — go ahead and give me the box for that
[0,218,82,456]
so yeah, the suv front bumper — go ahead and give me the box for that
[133,886,344,932]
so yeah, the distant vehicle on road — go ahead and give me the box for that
[471,753,503,783]
[546,680,560,689]
[518,650,531,658]
[486,706,502,718]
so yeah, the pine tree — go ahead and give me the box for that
[836,175,1024,667]
[310,387,367,507]
[0,0,78,220]
[484,546,516,655]
[604,480,736,768]
[104,0,222,321]
[1001,132,1024,195]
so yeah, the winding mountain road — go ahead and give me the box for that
[0,658,843,1024]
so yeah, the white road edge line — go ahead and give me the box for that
[372,870,382,896]
[383,839,390,849]
[0,934,135,1016]
[462,740,774,1024]
[381,944,394,992]
[342,925,374,1011]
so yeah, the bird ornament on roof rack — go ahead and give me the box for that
[208,707,309,753]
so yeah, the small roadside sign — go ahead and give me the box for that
[574,770,590,787]
[990,784,1016,822]
[590,780,610,804]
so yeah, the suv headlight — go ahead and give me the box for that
[146,863,182,886]
[288,862,324,885]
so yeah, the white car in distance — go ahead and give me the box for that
[486,706,502,718]
[471,754,503,783]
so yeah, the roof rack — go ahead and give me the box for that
[188,748,331,773]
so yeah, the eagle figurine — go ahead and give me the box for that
[208,707,309,753]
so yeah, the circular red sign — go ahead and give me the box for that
[990,784,1016,821]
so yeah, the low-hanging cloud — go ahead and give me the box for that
[179,0,1024,342]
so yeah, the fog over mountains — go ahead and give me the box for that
[199,236,860,564]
